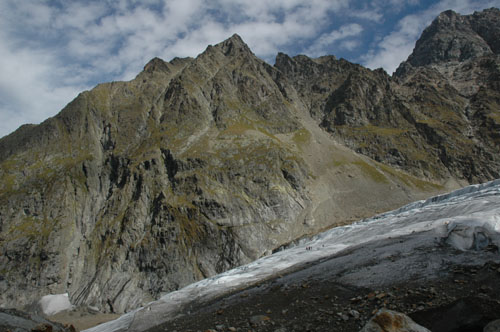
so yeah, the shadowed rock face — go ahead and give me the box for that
[0,9,499,315]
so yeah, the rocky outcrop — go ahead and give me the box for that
[0,9,499,317]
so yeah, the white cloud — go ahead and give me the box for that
[349,9,384,22]
[361,14,424,73]
[54,2,107,30]
[307,23,364,56]
[0,36,86,137]
[346,0,421,23]
[0,0,212,137]
[340,39,361,51]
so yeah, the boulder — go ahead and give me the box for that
[360,309,430,332]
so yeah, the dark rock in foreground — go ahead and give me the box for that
[0,308,74,332]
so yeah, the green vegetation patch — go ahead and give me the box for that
[332,156,442,191]
[378,163,443,191]
[330,160,345,167]
[349,124,408,136]
[352,160,389,183]
[418,104,464,128]
[0,150,92,197]
[292,128,311,147]
[220,122,254,136]
[6,216,60,243]
[415,118,440,126]
[488,112,500,123]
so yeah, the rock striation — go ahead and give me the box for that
[0,8,499,316]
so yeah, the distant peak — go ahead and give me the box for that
[275,52,292,62]
[169,56,193,67]
[215,33,252,56]
[143,57,170,73]
[432,9,466,28]
[395,7,499,71]
[482,7,500,14]
[438,9,459,19]
[227,33,244,43]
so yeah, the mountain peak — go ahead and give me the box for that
[214,33,252,56]
[143,57,170,73]
[226,33,245,44]
[436,9,460,21]
[395,7,498,74]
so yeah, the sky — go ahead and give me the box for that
[0,0,499,138]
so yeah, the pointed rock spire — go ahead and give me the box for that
[215,33,253,56]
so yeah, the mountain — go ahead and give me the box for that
[0,8,499,317]
[392,8,500,181]
[276,8,500,183]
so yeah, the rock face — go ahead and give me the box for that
[391,7,500,182]
[275,8,500,183]
[397,8,500,68]
[0,9,499,315]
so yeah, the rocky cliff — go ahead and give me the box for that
[276,8,500,183]
[0,8,499,315]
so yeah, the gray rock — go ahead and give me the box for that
[484,319,500,332]
[249,315,271,326]
[350,309,360,319]
[359,309,431,332]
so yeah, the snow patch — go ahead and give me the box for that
[39,293,73,316]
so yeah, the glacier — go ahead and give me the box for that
[84,179,500,332]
